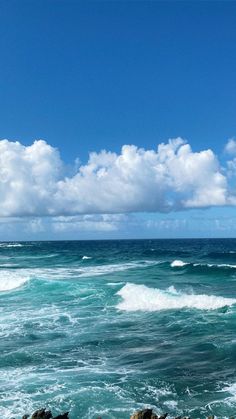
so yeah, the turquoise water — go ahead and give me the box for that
[1,239,236,418]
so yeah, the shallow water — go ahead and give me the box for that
[1,239,236,418]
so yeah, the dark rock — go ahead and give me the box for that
[130,409,158,419]
[159,414,168,419]
[53,413,69,419]
[22,416,30,419]
[31,409,52,419]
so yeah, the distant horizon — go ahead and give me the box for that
[1,237,236,242]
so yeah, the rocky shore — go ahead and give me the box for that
[14,408,235,419]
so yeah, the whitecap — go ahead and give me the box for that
[116,283,236,312]
[171,260,236,269]
[194,262,236,269]
[0,270,30,291]
[82,256,92,260]
[0,243,23,248]
[170,259,188,267]
[0,260,161,292]
[77,260,160,277]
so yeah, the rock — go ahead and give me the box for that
[31,409,52,419]
[22,416,30,419]
[130,409,158,419]
[53,414,69,419]
[159,415,168,419]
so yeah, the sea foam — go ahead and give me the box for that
[117,283,236,311]
[0,260,159,292]
[171,260,236,269]
[0,243,23,248]
[170,260,188,267]
[0,271,29,291]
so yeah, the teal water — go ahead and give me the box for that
[1,239,236,418]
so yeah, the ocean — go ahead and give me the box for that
[1,239,236,418]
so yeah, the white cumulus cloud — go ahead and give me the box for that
[225,138,236,155]
[0,137,232,217]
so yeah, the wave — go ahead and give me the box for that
[77,260,160,277]
[170,259,236,270]
[116,283,236,312]
[221,382,236,405]
[0,243,23,248]
[170,260,189,267]
[203,263,236,269]
[82,256,92,260]
[0,260,160,292]
[0,270,30,291]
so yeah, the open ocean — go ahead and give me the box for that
[1,239,236,418]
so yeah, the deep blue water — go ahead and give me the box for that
[1,239,236,418]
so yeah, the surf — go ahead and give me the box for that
[116,283,236,312]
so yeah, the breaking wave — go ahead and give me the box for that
[116,283,236,312]
[170,259,236,270]
[0,260,160,292]
[0,243,23,248]
[0,270,30,291]
[170,260,189,267]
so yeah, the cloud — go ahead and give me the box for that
[0,139,62,216]
[225,138,236,155]
[52,214,126,232]
[0,137,232,217]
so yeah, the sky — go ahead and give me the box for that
[0,0,236,240]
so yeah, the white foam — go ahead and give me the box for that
[0,243,23,248]
[117,283,236,312]
[216,382,236,407]
[171,260,236,269]
[171,259,188,267]
[194,262,236,269]
[79,260,158,277]
[0,260,160,292]
[0,270,30,291]
[82,255,92,260]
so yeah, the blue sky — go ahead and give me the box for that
[0,0,236,240]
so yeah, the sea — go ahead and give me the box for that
[1,239,236,419]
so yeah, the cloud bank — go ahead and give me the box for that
[0,137,234,218]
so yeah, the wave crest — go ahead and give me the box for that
[0,243,23,248]
[170,260,188,267]
[0,271,29,291]
[117,283,236,312]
